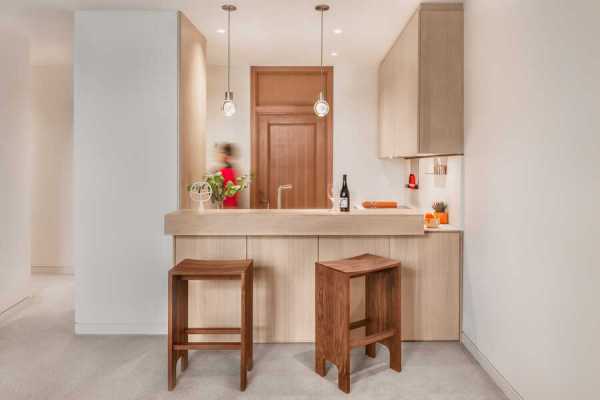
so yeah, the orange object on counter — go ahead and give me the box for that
[424,213,440,228]
[434,211,448,224]
[362,201,398,209]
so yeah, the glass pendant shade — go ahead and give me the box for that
[222,91,236,117]
[313,91,329,118]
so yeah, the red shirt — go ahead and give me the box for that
[220,165,238,208]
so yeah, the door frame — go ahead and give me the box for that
[250,66,334,208]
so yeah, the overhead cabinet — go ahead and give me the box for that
[378,3,463,158]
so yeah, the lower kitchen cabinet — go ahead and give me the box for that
[173,232,461,342]
[392,232,461,341]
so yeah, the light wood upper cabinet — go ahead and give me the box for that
[378,3,463,158]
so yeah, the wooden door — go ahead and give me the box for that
[251,67,333,209]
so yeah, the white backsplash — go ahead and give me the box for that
[406,156,464,228]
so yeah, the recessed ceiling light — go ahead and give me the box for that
[333,28,343,34]
[331,51,338,56]
[216,28,226,34]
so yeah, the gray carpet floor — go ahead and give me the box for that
[0,274,507,400]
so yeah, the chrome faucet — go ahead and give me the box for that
[277,184,293,209]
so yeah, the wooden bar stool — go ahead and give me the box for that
[315,253,401,393]
[168,258,253,391]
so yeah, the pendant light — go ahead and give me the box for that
[222,4,237,117]
[314,4,330,118]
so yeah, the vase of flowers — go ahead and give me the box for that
[432,201,448,224]
[201,171,250,208]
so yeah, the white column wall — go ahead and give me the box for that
[73,11,179,333]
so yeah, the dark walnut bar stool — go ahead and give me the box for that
[315,253,402,393]
[168,259,253,391]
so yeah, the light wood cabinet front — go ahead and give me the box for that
[175,236,247,343]
[391,232,461,340]
[378,3,464,158]
[247,237,318,342]
[318,237,390,338]
[174,233,461,342]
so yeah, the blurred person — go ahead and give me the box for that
[216,142,239,208]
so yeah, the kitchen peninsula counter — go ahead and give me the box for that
[164,208,462,343]
[165,208,425,236]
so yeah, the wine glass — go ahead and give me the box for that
[327,183,339,211]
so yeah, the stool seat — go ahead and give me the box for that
[318,253,400,276]
[171,259,252,276]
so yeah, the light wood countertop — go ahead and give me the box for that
[425,224,463,233]
[165,208,425,236]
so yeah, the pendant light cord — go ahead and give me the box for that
[320,9,324,97]
[227,8,231,93]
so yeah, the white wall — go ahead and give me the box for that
[464,1,600,399]
[408,156,464,227]
[333,65,406,203]
[74,11,179,333]
[0,30,31,312]
[31,64,73,272]
[206,65,408,206]
[206,65,251,208]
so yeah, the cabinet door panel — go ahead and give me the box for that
[175,236,246,342]
[247,237,318,342]
[378,57,393,158]
[392,11,420,157]
[391,232,461,340]
[377,5,463,158]
[419,8,464,155]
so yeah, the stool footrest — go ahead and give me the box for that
[350,329,395,348]
[180,275,240,281]
[185,327,241,335]
[349,319,368,330]
[173,342,241,351]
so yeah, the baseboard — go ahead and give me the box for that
[32,265,74,274]
[0,282,31,315]
[461,332,524,400]
[75,322,166,335]
[0,295,30,317]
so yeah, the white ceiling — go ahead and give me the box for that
[2,0,457,67]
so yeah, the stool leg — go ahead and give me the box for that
[246,266,253,371]
[180,279,189,372]
[338,356,350,394]
[315,265,326,377]
[168,274,177,391]
[365,275,376,358]
[389,266,402,372]
[315,351,326,376]
[315,265,351,392]
[240,271,249,391]
[367,268,402,372]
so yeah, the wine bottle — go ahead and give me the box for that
[339,174,350,212]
